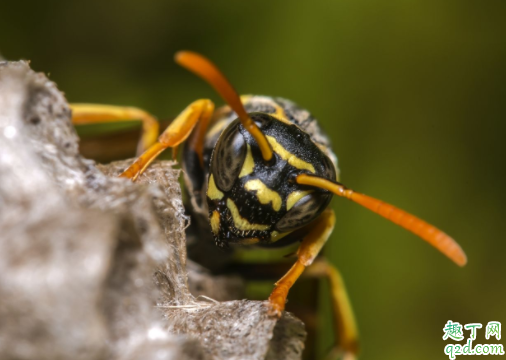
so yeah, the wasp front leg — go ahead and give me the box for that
[269,209,335,314]
[268,208,359,359]
[120,99,214,181]
[70,104,160,156]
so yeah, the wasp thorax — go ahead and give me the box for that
[207,113,337,248]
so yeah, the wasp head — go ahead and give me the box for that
[207,113,337,248]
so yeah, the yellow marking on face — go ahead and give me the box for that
[270,231,291,242]
[237,237,260,245]
[207,174,224,200]
[226,198,270,231]
[286,190,314,210]
[239,144,255,178]
[244,179,282,212]
[266,136,315,173]
[210,210,220,235]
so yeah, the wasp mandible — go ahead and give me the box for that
[70,51,467,359]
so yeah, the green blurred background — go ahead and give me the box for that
[1,0,505,359]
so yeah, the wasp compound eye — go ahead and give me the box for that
[210,120,247,191]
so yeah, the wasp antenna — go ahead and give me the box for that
[175,51,273,162]
[296,174,467,267]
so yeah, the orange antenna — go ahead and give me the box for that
[296,174,467,267]
[175,51,273,162]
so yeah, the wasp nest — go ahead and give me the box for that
[0,61,306,360]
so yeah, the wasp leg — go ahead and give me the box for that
[70,104,160,156]
[268,208,335,315]
[305,259,359,360]
[120,99,214,181]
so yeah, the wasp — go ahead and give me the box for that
[70,51,467,359]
